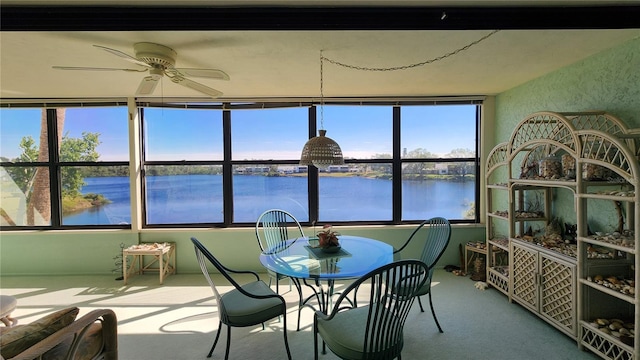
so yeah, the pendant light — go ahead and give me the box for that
[300,51,344,169]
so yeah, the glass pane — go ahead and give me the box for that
[321,105,393,159]
[61,107,129,161]
[0,166,51,226]
[61,166,131,225]
[0,108,47,163]
[319,163,392,222]
[231,108,308,160]
[232,164,309,223]
[402,161,476,220]
[144,108,223,161]
[401,105,477,159]
[145,165,223,224]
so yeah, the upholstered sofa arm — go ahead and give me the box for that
[9,309,118,360]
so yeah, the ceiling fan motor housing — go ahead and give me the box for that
[134,42,177,69]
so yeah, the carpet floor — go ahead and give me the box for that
[0,269,599,360]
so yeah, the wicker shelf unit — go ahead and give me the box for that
[484,111,639,359]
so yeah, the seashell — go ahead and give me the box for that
[624,323,634,329]
[609,322,623,330]
[619,328,630,336]
[606,276,619,285]
[594,275,604,282]
[600,327,611,335]
[596,318,610,326]
[611,331,621,338]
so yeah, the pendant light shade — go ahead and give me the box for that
[300,51,344,169]
[300,129,344,169]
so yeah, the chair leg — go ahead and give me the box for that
[294,279,304,331]
[207,320,223,358]
[224,325,231,360]
[417,296,425,312]
[282,312,292,360]
[313,324,319,360]
[429,291,444,333]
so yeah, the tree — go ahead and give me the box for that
[59,131,100,197]
[6,109,102,225]
[26,109,63,224]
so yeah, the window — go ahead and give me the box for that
[1,99,480,230]
[142,107,224,225]
[318,105,393,222]
[400,105,478,221]
[0,106,130,228]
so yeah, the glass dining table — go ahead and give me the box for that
[259,235,398,330]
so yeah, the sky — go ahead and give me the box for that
[0,104,476,161]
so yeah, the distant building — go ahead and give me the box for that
[435,163,448,175]
[327,165,350,173]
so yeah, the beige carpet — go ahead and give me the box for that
[0,270,599,360]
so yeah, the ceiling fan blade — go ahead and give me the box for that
[136,76,159,95]
[171,76,223,98]
[52,66,147,72]
[94,45,151,68]
[172,68,230,80]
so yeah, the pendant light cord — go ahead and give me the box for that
[320,50,325,131]
[321,30,499,72]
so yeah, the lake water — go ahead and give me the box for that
[64,175,475,225]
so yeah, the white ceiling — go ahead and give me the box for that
[1,2,639,101]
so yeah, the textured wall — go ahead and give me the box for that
[494,36,640,235]
[495,36,640,143]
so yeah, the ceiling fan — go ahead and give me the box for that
[52,42,229,98]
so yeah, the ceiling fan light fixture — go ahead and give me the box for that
[300,129,344,169]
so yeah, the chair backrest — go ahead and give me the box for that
[255,209,305,252]
[397,217,451,271]
[329,260,430,358]
[191,237,240,322]
[417,217,451,270]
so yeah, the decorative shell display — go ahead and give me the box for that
[561,154,576,179]
[539,156,562,179]
[583,163,615,180]
[587,273,635,296]
[588,230,635,249]
[588,318,635,347]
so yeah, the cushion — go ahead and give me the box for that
[317,305,404,360]
[0,296,17,319]
[220,281,284,326]
[42,323,103,360]
[0,307,79,359]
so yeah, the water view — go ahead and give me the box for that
[64,175,475,225]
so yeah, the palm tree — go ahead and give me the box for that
[26,109,64,225]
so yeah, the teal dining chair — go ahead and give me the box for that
[313,259,430,360]
[255,209,306,293]
[394,216,451,333]
[191,237,292,360]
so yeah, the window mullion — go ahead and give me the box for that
[48,108,62,227]
[308,106,319,225]
[392,106,401,224]
[222,106,233,226]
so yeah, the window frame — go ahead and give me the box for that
[0,105,131,230]
[0,98,481,230]
[139,99,482,228]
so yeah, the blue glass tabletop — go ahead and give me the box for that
[259,235,397,280]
